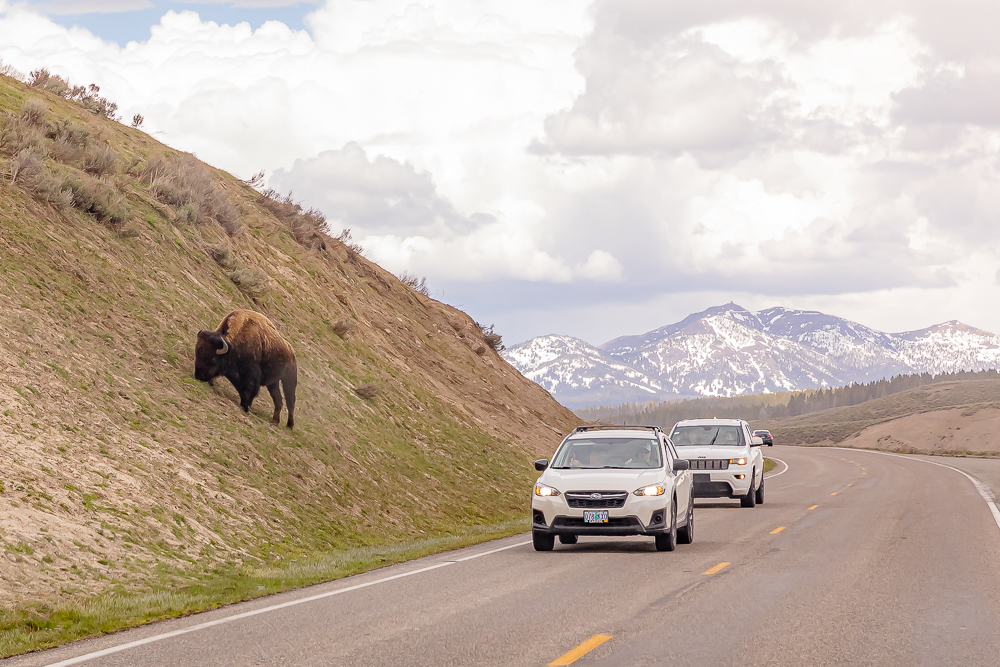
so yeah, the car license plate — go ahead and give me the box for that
[584,510,609,524]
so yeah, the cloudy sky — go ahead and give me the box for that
[2,0,1000,346]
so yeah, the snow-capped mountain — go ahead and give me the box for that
[502,304,1000,408]
[501,335,664,407]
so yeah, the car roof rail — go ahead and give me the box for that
[571,424,662,434]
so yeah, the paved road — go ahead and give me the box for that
[8,445,1000,667]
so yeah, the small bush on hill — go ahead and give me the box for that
[256,188,328,251]
[47,119,90,165]
[480,324,503,351]
[64,173,130,226]
[174,204,198,225]
[226,266,269,298]
[354,383,379,400]
[28,69,119,120]
[332,318,353,338]
[142,155,242,236]
[397,272,430,296]
[1,102,50,156]
[83,144,117,176]
[207,243,236,270]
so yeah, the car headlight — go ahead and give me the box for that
[633,485,665,496]
[729,458,747,466]
[534,484,560,497]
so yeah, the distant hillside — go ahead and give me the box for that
[577,369,1000,427]
[754,380,1000,449]
[0,71,577,653]
[505,303,1000,408]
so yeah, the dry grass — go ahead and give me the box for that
[83,144,117,176]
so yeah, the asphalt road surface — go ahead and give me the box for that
[8,445,1000,667]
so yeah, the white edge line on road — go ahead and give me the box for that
[42,540,533,667]
[829,447,1000,532]
[764,457,788,479]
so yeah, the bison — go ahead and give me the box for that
[195,310,297,428]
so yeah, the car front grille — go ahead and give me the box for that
[565,491,628,509]
[688,459,730,470]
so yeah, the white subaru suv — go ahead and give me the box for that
[531,426,694,552]
[669,418,764,507]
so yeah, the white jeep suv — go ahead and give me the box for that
[531,426,694,552]
[669,418,765,507]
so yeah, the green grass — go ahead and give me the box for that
[763,458,776,473]
[0,518,530,656]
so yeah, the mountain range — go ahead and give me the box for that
[502,303,1000,408]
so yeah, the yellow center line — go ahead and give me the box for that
[770,526,785,534]
[808,504,818,510]
[847,483,853,487]
[549,634,612,666]
[703,562,730,575]
[830,492,838,496]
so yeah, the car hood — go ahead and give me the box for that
[541,468,664,492]
[674,446,749,460]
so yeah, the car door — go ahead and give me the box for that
[664,436,691,512]
[745,423,763,487]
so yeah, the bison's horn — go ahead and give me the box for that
[217,338,229,355]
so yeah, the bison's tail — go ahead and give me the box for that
[282,363,298,429]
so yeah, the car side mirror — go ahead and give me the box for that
[751,436,763,446]
[672,459,689,472]
[534,459,548,471]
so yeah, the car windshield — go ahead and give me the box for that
[550,437,663,469]
[670,425,744,446]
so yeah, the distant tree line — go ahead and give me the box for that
[575,369,1000,427]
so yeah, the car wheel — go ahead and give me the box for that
[677,492,695,544]
[755,473,765,504]
[740,470,757,508]
[655,502,677,552]
[558,534,578,545]
[532,531,555,552]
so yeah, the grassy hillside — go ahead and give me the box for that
[0,73,577,654]
[755,380,1000,446]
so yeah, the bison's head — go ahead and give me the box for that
[195,330,230,383]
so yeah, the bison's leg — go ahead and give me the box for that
[266,383,283,424]
[282,367,297,429]
[238,367,262,413]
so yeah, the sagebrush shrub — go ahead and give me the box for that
[65,173,130,226]
[20,99,47,126]
[397,272,430,296]
[1,114,48,157]
[332,318,353,338]
[207,243,235,269]
[83,144,117,176]
[9,148,44,184]
[175,204,198,225]
[354,383,379,400]
[227,267,269,298]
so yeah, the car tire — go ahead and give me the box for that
[677,492,695,544]
[655,502,677,552]
[532,531,555,552]
[755,473,765,504]
[558,534,578,545]
[740,470,757,508]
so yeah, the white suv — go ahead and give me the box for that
[531,426,694,552]
[669,418,764,507]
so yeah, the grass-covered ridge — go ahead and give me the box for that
[0,72,576,655]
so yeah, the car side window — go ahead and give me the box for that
[665,438,680,461]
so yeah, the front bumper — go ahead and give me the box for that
[692,470,751,498]
[532,493,672,535]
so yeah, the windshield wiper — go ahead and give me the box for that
[706,431,720,446]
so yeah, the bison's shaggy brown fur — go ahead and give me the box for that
[195,310,298,428]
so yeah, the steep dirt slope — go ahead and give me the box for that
[756,380,1000,452]
[0,72,576,626]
